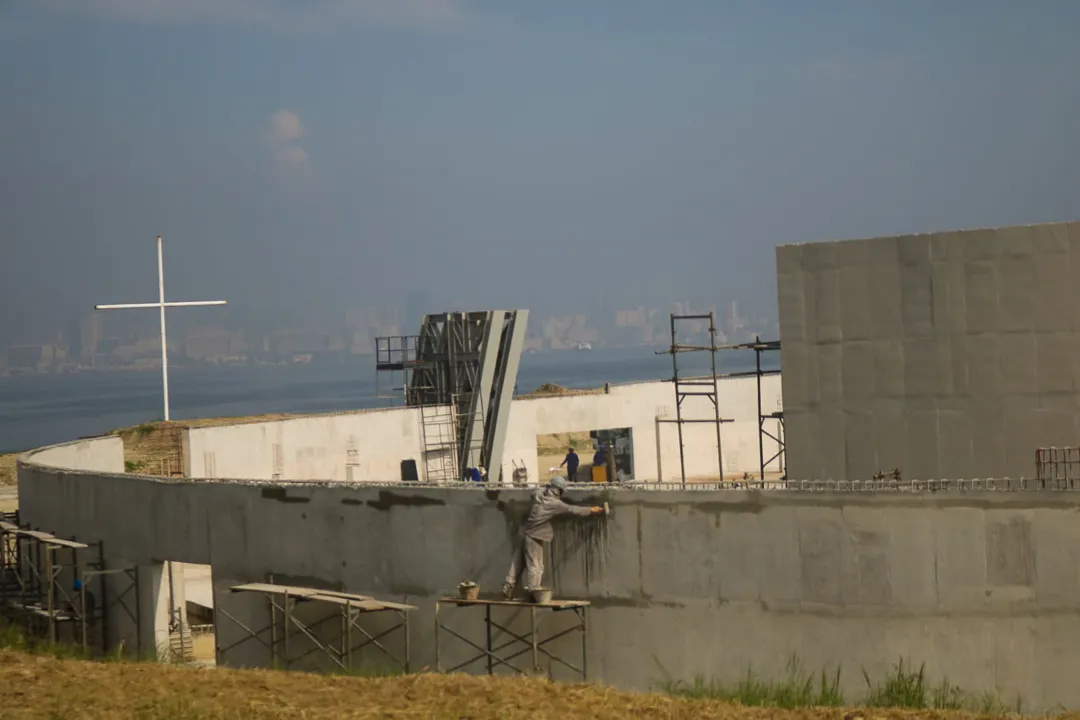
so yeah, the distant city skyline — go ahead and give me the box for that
[0,296,778,374]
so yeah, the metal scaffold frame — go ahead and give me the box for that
[374,335,421,401]
[0,512,141,655]
[434,597,589,679]
[217,583,415,673]
[725,336,783,480]
[657,313,733,488]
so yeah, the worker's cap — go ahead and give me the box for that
[73,578,83,591]
[549,476,568,491]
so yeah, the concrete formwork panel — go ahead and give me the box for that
[777,220,1080,481]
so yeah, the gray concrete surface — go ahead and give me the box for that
[19,438,1080,710]
[777,220,1080,481]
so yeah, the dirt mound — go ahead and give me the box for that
[530,382,571,395]
[537,431,593,455]
[0,454,16,487]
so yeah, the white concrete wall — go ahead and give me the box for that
[20,435,125,473]
[183,376,782,483]
[503,376,783,483]
[185,407,424,481]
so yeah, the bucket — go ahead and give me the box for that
[458,581,479,601]
[530,587,553,604]
[512,466,528,486]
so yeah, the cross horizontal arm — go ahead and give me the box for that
[95,300,228,310]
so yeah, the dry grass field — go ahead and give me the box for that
[0,648,1048,720]
[0,452,17,487]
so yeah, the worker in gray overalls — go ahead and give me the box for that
[502,475,604,600]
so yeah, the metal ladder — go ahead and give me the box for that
[420,404,458,483]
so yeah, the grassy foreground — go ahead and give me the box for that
[0,648,1059,720]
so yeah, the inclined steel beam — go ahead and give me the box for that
[482,310,529,484]
[460,311,504,475]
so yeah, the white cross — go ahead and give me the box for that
[95,235,227,422]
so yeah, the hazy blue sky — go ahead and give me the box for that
[3,1,1080,342]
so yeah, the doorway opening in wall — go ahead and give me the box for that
[536,428,634,484]
[168,562,216,666]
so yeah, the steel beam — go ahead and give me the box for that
[460,312,504,475]
[482,310,529,484]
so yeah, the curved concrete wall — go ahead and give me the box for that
[21,435,125,474]
[18,443,1080,710]
[183,375,783,484]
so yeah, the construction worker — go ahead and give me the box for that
[502,476,604,600]
[559,447,579,483]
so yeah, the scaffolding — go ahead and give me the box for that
[434,597,589,679]
[0,512,141,655]
[374,335,421,401]
[217,583,415,673]
[657,313,733,487]
[727,336,784,480]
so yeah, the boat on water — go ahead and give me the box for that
[575,342,593,351]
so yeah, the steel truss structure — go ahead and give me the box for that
[376,310,530,484]
[434,597,589,679]
[657,313,733,487]
[0,511,141,655]
[217,583,416,673]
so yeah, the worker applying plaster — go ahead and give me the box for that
[502,476,605,600]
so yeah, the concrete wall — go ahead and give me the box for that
[17,438,173,658]
[18,452,1080,710]
[184,376,783,484]
[20,435,125,473]
[182,407,425,481]
[777,220,1080,481]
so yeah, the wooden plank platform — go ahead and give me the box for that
[230,582,323,598]
[307,594,417,612]
[0,525,88,549]
[438,596,590,610]
[230,583,416,612]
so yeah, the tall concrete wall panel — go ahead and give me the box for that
[19,450,1080,710]
[777,220,1080,480]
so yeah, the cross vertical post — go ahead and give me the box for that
[94,235,227,422]
[157,235,169,421]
